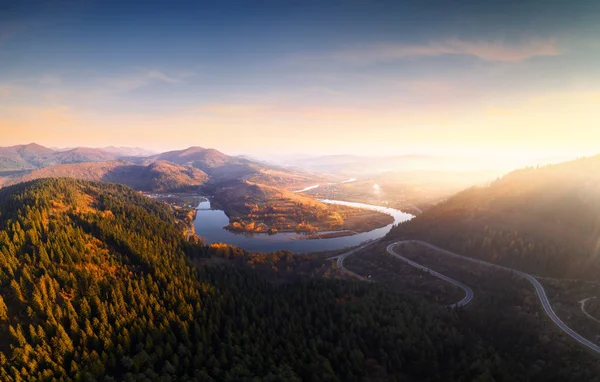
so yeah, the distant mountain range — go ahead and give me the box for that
[276,154,495,175]
[0,144,360,231]
[0,144,159,173]
[0,143,332,193]
[0,143,117,171]
[275,153,575,176]
[2,160,209,192]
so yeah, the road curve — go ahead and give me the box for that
[400,240,600,354]
[386,243,473,308]
[579,297,600,323]
[331,241,473,307]
[330,242,373,281]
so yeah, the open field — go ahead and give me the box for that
[228,197,393,234]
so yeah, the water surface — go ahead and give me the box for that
[193,198,413,253]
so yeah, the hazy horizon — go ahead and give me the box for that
[2,0,600,161]
[3,140,587,174]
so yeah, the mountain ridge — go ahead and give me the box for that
[387,154,600,279]
[1,160,209,192]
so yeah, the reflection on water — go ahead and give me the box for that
[193,198,413,253]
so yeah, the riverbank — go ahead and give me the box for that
[296,231,356,240]
[204,180,393,236]
[224,205,393,236]
[193,198,414,253]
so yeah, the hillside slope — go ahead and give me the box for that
[0,178,544,381]
[0,144,333,193]
[148,146,261,180]
[0,144,117,171]
[388,155,600,279]
[0,143,56,170]
[3,160,208,192]
[149,146,334,188]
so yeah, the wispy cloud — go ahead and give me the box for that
[105,69,193,91]
[294,38,559,65]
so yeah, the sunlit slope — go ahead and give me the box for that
[3,160,208,192]
[388,155,600,279]
[148,146,334,189]
[0,178,211,379]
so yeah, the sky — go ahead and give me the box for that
[1,0,600,161]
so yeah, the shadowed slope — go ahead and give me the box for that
[388,155,600,279]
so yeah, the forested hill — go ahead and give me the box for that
[0,178,595,381]
[387,155,600,279]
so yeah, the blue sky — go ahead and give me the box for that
[2,0,600,159]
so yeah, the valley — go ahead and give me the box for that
[1,163,600,380]
[0,144,403,248]
[4,177,582,381]
[4,1,599,380]
[297,169,501,216]
[1,144,600,381]
[161,193,413,253]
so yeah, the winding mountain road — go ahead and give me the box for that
[335,239,600,354]
[330,242,374,281]
[386,243,473,308]
[331,241,472,307]
[397,240,600,354]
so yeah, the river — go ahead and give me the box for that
[193,198,413,253]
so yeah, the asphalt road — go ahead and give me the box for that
[333,239,600,354]
[330,242,373,281]
[331,241,473,307]
[386,243,473,308]
[397,240,600,354]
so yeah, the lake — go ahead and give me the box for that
[193,198,414,253]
